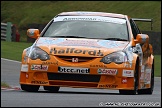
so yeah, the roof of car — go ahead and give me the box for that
[57,11,127,18]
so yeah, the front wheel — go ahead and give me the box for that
[21,84,40,92]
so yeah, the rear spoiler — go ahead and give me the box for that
[132,18,153,30]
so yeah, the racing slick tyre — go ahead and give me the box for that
[119,60,139,95]
[43,86,60,93]
[137,60,154,94]
[21,84,40,92]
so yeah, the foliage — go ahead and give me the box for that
[1,1,161,41]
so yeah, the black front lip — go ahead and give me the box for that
[47,72,101,82]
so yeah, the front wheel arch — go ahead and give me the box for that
[119,57,139,95]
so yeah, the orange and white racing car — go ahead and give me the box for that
[19,11,154,95]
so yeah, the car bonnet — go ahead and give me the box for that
[35,37,129,57]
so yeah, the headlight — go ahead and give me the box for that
[29,47,50,61]
[100,51,128,64]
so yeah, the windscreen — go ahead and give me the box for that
[43,16,128,40]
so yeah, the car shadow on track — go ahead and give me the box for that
[19,89,153,95]
[20,90,120,95]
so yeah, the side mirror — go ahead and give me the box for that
[27,29,40,39]
[134,34,149,44]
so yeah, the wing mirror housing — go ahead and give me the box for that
[27,29,40,39]
[134,34,149,44]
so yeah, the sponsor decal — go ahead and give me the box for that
[72,58,78,63]
[121,78,127,84]
[50,48,103,56]
[140,72,144,80]
[97,40,127,49]
[63,17,96,21]
[42,61,58,65]
[90,65,107,68]
[31,81,48,84]
[144,72,151,83]
[98,84,118,88]
[54,16,126,24]
[58,66,89,74]
[122,70,134,77]
[98,69,117,75]
[37,38,65,45]
[31,65,48,71]
[57,40,102,48]
[21,64,28,72]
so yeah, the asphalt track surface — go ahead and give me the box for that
[1,58,161,107]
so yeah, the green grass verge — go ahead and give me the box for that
[154,55,161,77]
[1,1,161,42]
[1,81,10,88]
[1,41,33,61]
[1,41,161,77]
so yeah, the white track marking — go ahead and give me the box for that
[1,58,21,63]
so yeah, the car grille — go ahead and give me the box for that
[47,73,101,82]
[56,56,95,63]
